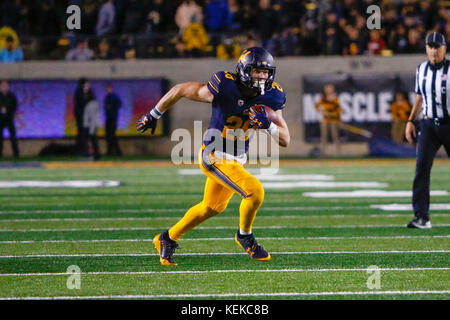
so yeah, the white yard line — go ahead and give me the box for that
[303,190,449,198]
[0,181,120,188]
[1,267,449,277]
[264,182,388,189]
[0,250,448,258]
[255,175,335,181]
[0,205,377,215]
[1,224,450,232]
[0,209,187,215]
[0,226,284,232]
[1,213,449,222]
[2,290,450,299]
[1,235,448,244]
[371,203,450,211]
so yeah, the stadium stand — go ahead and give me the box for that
[1,0,450,61]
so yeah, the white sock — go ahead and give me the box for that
[239,228,252,236]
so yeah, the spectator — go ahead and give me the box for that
[144,0,175,57]
[232,2,257,32]
[95,38,114,60]
[342,26,365,56]
[118,34,136,59]
[174,37,187,58]
[403,13,417,29]
[145,0,177,34]
[265,32,281,56]
[74,78,93,153]
[0,80,19,158]
[65,39,94,61]
[82,91,101,160]
[389,23,409,54]
[1,0,446,59]
[227,0,241,31]
[124,46,137,60]
[390,91,411,144]
[367,29,386,55]
[121,0,147,34]
[0,36,23,63]
[315,84,342,156]
[243,33,260,49]
[279,0,304,29]
[278,28,300,56]
[297,28,320,56]
[204,0,230,32]
[323,10,339,30]
[96,0,115,36]
[322,26,342,55]
[216,37,240,60]
[175,0,203,33]
[445,23,450,47]
[80,0,100,35]
[383,7,399,38]
[181,23,211,57]
[405,27,424,53]
[255,0,280,44]
[417,0,435,30]
[433,6,448,31]
[104,84,122,156]
[38,0,61,56]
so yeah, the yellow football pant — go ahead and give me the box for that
[168,148,264,242]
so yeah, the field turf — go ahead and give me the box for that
[0,159,449,300]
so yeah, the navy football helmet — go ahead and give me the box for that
[236,47,276,94]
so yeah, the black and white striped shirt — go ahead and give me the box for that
[415,59,450,119]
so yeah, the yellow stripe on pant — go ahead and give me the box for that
[168,147,264,241]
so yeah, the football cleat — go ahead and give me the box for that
[153,231,179,266]
[235,230,271,261]
[407,218,432,229]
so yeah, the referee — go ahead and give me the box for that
[405,32,450,229]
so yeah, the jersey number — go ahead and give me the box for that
[272,82,283,92]
[224,72,235,80]
[222,115,252,141]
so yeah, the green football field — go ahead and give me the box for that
[0,159,449,300]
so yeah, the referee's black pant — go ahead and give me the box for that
[412,119,450,220]
[0,120,19,158]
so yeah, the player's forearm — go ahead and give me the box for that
[152,83,186,113]
[152,82,211,114]
[276,126,290,147]
[270,110,290,147]
[408,95,423,121]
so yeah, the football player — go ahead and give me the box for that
[137,47,290,265]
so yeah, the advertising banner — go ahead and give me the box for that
[302,73,416,142]
[5,79,169,138]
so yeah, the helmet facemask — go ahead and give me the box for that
[242,65,276,95]
[236,47,276,95]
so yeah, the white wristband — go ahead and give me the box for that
[150,107,164,119]
[266,122,279,135]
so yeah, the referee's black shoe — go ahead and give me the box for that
[407,217,432,229]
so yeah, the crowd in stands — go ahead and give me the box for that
[0,0,449,62]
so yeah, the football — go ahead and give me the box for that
[250,104,282,127]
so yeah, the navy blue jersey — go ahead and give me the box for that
[205,70,286,156]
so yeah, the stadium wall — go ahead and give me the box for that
[2,54,425,157]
